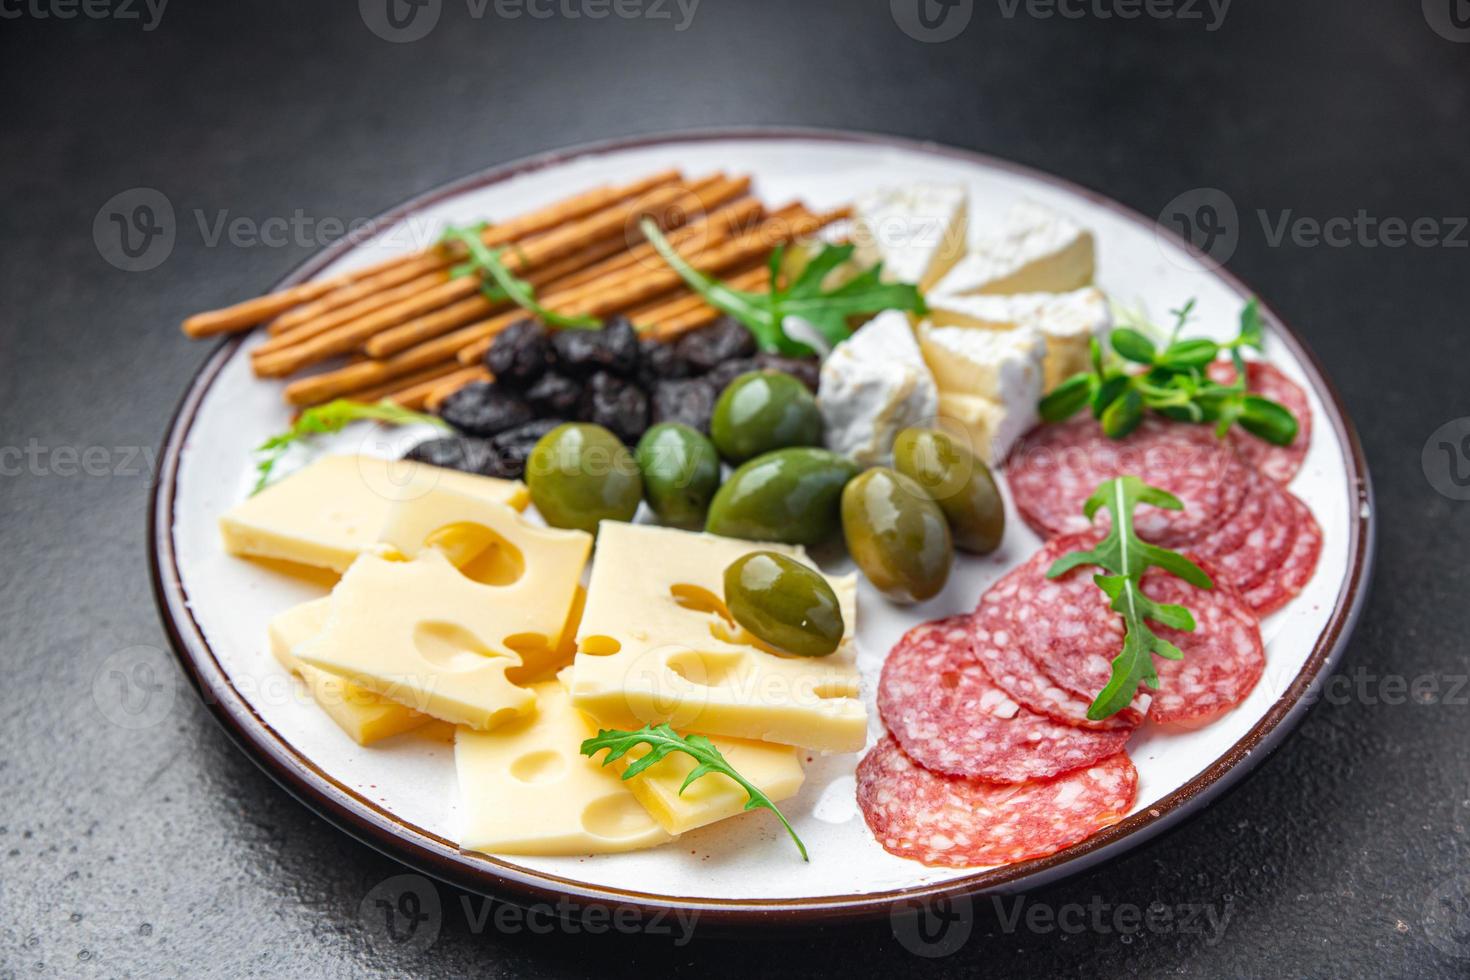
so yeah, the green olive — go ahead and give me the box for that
[841,467,953,604]
[710,371,823,463]
[634,423,721,528]
[705,448,859,545]
[892,427,1006,554]
[724,551,844,657]
[526,423,642,534]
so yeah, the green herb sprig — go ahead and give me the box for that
[1047,476,1214,721]
[581,723,808,861]
[251,399,446,494]
[439,223,602,330]
[1039,298,1298,446]
[639,218,925,356]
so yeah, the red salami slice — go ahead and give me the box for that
[1142,570,1266,724]
[879,617,1134,782]
[1192,468,1271,564]
[1242,495,1322,615]
[1204,480,1299,597]
[856,736,1137,868]
[1207,360,1312,484]
[1008,416,1252,547]
[973,583,1141,731]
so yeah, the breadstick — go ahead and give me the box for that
[265,251,451,335]
[628,265,771,327]
[251,270,450,358]
[387,365,489,411]
[423,368,492,412]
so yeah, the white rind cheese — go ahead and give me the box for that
[818,310,940,466]
[853,182,969,291]
[918,324,1045,465]
[926,287,1111,390]
[935,201,1095,297]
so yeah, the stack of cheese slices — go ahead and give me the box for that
[222,455,865,857]
[818,184,1110,467]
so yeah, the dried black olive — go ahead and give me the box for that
[578,371,650,444]
[674,316,757,373]
[637,337,691,388]
[650,377,718,434]
[551,318,641,378]
[703,357,762,393]
[754,353,821,393]
[524,370,582,417]
[402,436,493,474]
[487,418,566,479]
[438,381,535,438]
[484,319,553,387]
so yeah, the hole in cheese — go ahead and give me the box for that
[423,522,526,586]
[665,650,746,688]
[581,793,659,841]
[412,621,504,672]
[509,749,567,785]
[669,584,734,625]
[580,635,622,656]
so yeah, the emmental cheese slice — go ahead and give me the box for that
[925,287,1111,390]
[934,201,1095,297]
[455,679,671,856]
[853,183,969,291]
[220,454,528,573]
[269,598,431,745]
[569,523,866,753]
[295,551,537,730]
[818,310,940,466]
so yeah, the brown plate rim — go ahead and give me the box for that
[149,126,1376,927]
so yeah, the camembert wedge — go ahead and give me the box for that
[853,182,969,291]
[919,323,1045,465]
[818,310,939,466]
[926,287,1111,390]
[934,201,1095,297]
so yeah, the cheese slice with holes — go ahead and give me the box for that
[853,183,969,291]
[926,287,1111,390]
[934,201,1095,297]
[269,598,431,745]
[377,486,592,680]
[455,679,671,856]
[569,523,865,753]
[220,454,528,573]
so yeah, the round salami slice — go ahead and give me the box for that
[1208,360,1312,485]
[856,736,1137,868]
[1008,416,1252,547]
[878,617,1134,782]
[1142,567,1265,724]
[1191,468,1272,565]
[1010,535,1127,704]
[972,584,1141,731]
[1242,495,1322,615]
[1205,480,1299,597]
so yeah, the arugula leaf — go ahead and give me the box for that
[439,223,602,330]
[251,399,446,495]
[1047,476,1213,720]
[581,723,809,861]
[639,218,925,356]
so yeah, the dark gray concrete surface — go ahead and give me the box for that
[4,0,1469,975]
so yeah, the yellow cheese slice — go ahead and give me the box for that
[455,679,671,856]
[269,598,431,746]
[220,454,528,573]
[297,550,552,730]
[569,522,866,753]
[377,487,593,680]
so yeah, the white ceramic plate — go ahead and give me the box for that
[151,129,1374,925]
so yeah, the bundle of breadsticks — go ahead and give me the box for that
[180,170,848,411]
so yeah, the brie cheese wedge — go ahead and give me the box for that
[818,310,940,465]
[926,287,1111,390]
[935,201,1095,297]
[918,323,1045,465]
[853,182,969,291]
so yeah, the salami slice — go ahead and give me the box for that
[1242,495,1322,615]
[1142,569,1266,724]
[1008,416,1252,547]
[973,584,1142,731]
[1208,360,1312,485]
[856,736,1137,868]
[879,617,1134,782]
[1191,468,1271,564]
[1203,480,1299,597]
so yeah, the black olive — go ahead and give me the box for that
[650,377,718,434]
[551,318,641,378]
[578,371,650,444]
[703,357,763,393]
[402,436,494,474]
[524,370,582,417]
[674,317,757,373]
[486,418,566,479]
[484,319,553,387]
[754,353,821,392]
[637,336,691,388]
[438,381,535,438]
